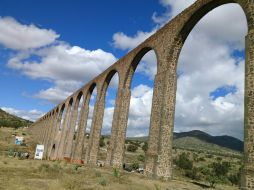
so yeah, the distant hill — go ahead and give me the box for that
[174,130,243,152]
[126,130,243,152]
[0,108,33,128]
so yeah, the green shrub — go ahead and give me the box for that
[205,172,219,188]
[8,148,14,157]
[228,170,241,186]
[137,154,145,162]
[127,144,138,152]
[73,164,81,171]
[38,163,50,173]
[99,136,105,147]
[131,160,139,170]
[176,152,193,170]
[211,161,231,177]
[154,184,162,190]
[98,177,107,186]
[142,142,148,152]
[185,167,200,180]
[95,170,101,177]
[113,168,120,178]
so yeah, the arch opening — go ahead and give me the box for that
[173,3,247,185]
[73,92,84,141]
[98,70,119,163]
[58,104,66,131]
[82,84,97,159]
[124,49,157,171]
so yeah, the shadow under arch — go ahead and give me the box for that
[81,82,98,158]
[74,91,84,131]
[58,103,66,131]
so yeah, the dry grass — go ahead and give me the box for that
[0,127,240,190]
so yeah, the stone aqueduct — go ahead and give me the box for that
[29,0,254,189]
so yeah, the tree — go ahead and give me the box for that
[211,161,231,177]
[142,142,148,152]
[127,144,138,152]
[176,152,193,170]
[99,136,105,147]
[131,160,139,170]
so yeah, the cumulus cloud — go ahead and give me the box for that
[112,30,156,51]
[7,41,117,104]
[8,44,117,82]
[0,17,59,50]
[1,107,44,121]
[0,16,118,104]
[34,81,82,104]
[152,0,196,24]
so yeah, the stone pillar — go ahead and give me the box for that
[111,88,131,168]
[105,88,122,166]
[71,96,90,164]
[38,121,43,144]
[50,111,62,160]
[242,29,254,190]
[43,117,52,159]
[144,72,165,177]
[41,119,48,145]
[85,94,106,165]
[63,104,79,161]
[46,113,58,159]
[56,104,72,159]
[154,69,177,180]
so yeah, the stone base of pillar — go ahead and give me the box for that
[63,157,72,163]
[241,165,254,190]
[71,159,84,165]
[144,153,157,178]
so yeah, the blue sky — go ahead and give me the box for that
[0,0,162,111]
[0,0,248,139]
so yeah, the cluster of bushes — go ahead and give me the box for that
[0,120,31,128]
[175,152,241,187]
[127,144,138,152]
[99,136,105,147]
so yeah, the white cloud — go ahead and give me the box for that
[0,17,59,50]
[8,43,117,82]
[1,107,44,121]
[34,80,81,104]
[112,30,156,51]
[153,0,196,23]
[7,42,117,104]
[0,16,118,104]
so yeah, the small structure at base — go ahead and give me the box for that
[34,144,44,160]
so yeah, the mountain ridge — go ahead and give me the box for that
[0,108,33,128]
[126,130,243,152]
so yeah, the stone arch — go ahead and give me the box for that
[84,82,97,132]
[63,91,85,160]
[58,103,66,130]
[124,47,159,89]
[74,91,84,132]
[65,97,74,130]
[112,47,158,169]
[168,1,248,68]
[101,69,119,95]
